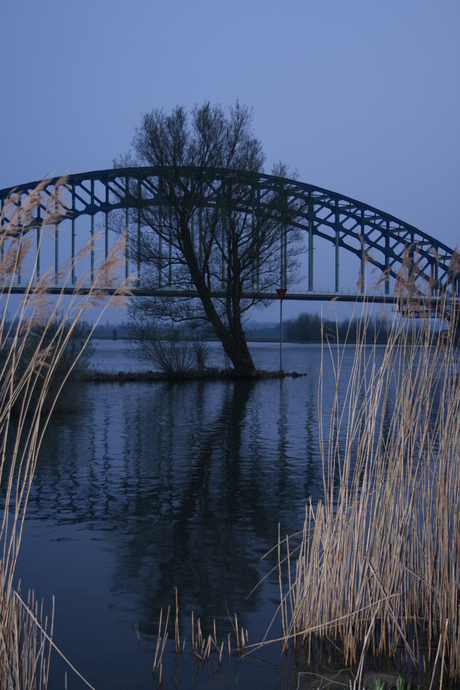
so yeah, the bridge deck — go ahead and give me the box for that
[6,283,451,308]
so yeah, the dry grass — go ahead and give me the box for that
[0,179,128,688]
[274,259,460,684]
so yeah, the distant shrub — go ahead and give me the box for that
[126,319,211,376]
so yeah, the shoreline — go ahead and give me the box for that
[82,368,307,383]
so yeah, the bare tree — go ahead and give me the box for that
[115,102,301,376]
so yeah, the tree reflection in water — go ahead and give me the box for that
[26,375,325,640]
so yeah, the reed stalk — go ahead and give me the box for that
[0,178,128,688]
[151,603,244,674]
[282,256,460,681]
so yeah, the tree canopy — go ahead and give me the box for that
[115,102,302,376]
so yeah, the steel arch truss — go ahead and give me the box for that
[0,167,457,301]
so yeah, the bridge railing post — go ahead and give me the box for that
[334,200,339,293]
[54,193,59,286]
[90,179,95,285]
[36,204,41,280]
[125,177,130,281]
[105,182,109,262]
[360,210,366,295]
[71,181,76,285]
[137,177,141,287]
[308,192,314,292]
[385,220,390,296]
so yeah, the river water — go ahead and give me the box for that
[12,341,381,690]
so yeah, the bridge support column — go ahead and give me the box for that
[335,228,339,293]
[361,251,366,294]
[91,213,95,284]
[36,206,41,279]
[90,180,95,285]
[125,207,129,280]
[105,184,109,261]
[169,207,172,286]
[385,221,390,296]
[137,214,141,286]
[158,212,163,288]
[71,181,76,284]
[308,217,314,292]
[54,194,59,286]
[137,179,141,286]
[222,213,226,289]
[253,185,261,289]
[360,211,366,295]
[15,197,21,284]
[334,202,340,292]
[281,219,287,288]
[124,176,130,281]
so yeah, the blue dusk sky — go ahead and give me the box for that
[1,1,459,322]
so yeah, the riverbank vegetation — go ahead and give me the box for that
[3,318,96,414]
[274,284,460,685]
[0,179,126,688]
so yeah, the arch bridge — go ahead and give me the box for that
[0,167,458,309]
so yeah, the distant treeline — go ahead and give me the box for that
[283,312,390,344]
[91,315,393,344]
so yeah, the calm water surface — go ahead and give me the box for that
[11,342,382,690]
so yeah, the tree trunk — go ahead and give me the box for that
[204,299,256,376]
[182,225,257,377]
[224,336,256,377]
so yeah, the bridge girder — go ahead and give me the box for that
[0,167,457,302]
